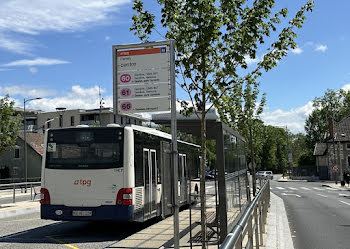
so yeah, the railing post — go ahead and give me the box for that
[259,199,264,244]
[13,184,16,203]
[254,205,260,249]
[248,216,253,249]
[30,184,33,200]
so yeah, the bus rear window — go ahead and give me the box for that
[46,128,123,169]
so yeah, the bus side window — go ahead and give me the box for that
[134,144,144,187]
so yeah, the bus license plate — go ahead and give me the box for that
[72,210,92,217]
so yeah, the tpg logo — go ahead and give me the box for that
[74,179,91,187]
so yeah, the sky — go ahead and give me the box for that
[0,0,349,134]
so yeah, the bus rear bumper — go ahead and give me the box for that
[41,204,134,221]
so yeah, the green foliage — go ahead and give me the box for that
[289,133,310,166]
[131,0,314,120]
[305,88,350,146]
[298,152,316,166]
[131,2,313,241]
[258,125,288,173]
[0,95,21,154]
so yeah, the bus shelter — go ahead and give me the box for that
[152,111,249,242]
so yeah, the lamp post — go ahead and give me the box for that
[43,117,58,133]
[24,97,41,192]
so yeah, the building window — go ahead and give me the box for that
[59,115,63,127]
[347,144,350,150]
[127,118,130,124]
[13,167,18,176]
[71,116,75,126]
[134,120,137,125]
[14,147,20,159]
[121,116,123,125]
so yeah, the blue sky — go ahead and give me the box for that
[0,0,349,134]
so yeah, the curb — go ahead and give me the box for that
[0,202,40,219]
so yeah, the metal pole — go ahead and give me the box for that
[24,99,27,193]
[13,183,16,203]
[170,39,179,249]
[338,141,343,183]
[249,125,256,196]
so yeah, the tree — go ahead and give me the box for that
[305,88,350,145]
[0,95,21,154]
[131,0,313,246]
[218,76,266,195]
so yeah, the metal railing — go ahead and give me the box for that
[220,180,270,249]
[0,182,41,203]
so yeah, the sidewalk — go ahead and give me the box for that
[262,192,294,249]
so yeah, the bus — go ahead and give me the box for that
[40,124,200,222]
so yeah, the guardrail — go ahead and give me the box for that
[220,179,270,249]
[0,182,41,203]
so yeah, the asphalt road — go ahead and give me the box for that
[0,211,157,249]
[271,177,350,249]
[0,181,217,249]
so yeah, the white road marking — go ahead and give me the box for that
[282,193,301,198]
[300,187,310,190]
[317,194,327,197]
[339,200,350,206]
[338,193,349,197]
[313,187,324,191]
[276,187,285,190]
[326,188,337,191]
[288,187,297,190]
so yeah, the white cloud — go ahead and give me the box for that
[26,85,113,111]
[244,55,259,65]
[105,36,110,41]
[315,44,327,52]
[291,47,303,54]
[0,0,130,54]
[3,57,70,67]
[260,101,314,134]
[29,67,38,73]
[0,35,34,54]
[0,0,130,35]
[0,85,56,98]
[341,83,350,91]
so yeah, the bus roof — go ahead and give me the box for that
[47,125,200,148]
[128,124,200,148]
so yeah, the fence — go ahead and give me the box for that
[0,181,41,203]
[0,177,41,185]
[220,179,270,249]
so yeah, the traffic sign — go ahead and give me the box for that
[332,165,339,172]
[114,45,171,114]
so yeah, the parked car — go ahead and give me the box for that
[256,171,273,180]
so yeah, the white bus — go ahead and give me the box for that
[40,124,200,222]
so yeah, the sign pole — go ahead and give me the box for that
[170,39,179,249]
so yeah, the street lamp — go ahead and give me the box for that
[43,117,58,133]
[24,97,41,192]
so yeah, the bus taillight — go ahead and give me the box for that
[116,188,133,206]
[40,188,51,205]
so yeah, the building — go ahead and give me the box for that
[0,107,148,181]
[0,132,44,181]
[314,115,350,180]
[36,107,148,132]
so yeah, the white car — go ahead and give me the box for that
[256,171,273,180]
